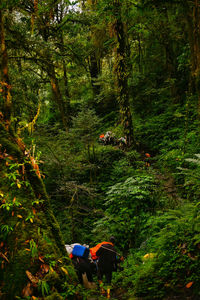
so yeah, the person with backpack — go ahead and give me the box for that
[118,137,127,149]
[94,237,118,297]
[99,133,105,144]
[69,244,96,288]
[71,255,95,286]
[144,152,151,168]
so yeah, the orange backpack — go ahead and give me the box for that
[90,241,113,260]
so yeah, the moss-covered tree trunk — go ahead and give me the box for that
[0,125,78,299]
[89,51,101,100]
[185,0,200,118]
[0,9,11,121]
[33,3,71,132]
[192,0,200,118]
[113,0,134,147]
[84,0,102,111]
[48,63,70,131]
[57,30,71,129]
[0,8,77,299]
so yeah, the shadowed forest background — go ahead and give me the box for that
[1,0,200,299]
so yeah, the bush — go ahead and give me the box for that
[92,174,158,250]
[113,203,200,299]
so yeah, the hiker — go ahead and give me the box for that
[95,236,118,297]
[144,152,151,168]
[99,133,105,144]
[69,244,96,288]
[99,131,117,146]
[65,243,81,255]
[118,137,127,149]
[90,240,114,261]
[71,255,95,286]
[104,131,116,145]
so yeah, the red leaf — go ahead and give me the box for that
[22,282,33,297]
[40,264,49,273]
[38,256,44,263]
[186,281,193,288]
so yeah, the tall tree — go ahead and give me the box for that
[184,0,200,117]
[0,5,77,299]
[0,9,11,121]
[112,0,134,146]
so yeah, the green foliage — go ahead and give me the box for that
[3,0,200,299]
[5,160,29,189]
[93,174,158,249]
[44,292,64,300]
[178,154,200,201]
[114,203,200,299]
[38,279,50,297]
[29,239,38,259]
[94,146,125,190]
[0,224,13,239]
[71,107,100,148]
[109,154,142,183]
[0,196,22,212]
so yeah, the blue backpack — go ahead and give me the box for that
[72,244,89,258]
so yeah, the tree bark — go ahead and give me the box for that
[47,63,69,131]
[185,0,200,117]
[0,9,12,121]
[113,0,134,147]
[0,9,77,299]
[31,2,70,131]
[85,0,102,107]
[192,0,200,117]
[89,51,101,100]
[59,33,71,127]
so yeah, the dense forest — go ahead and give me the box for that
[1,0,200,299]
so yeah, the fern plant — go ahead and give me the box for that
[113,203,200,299]
[178,153,200,201]
[93,175,158,249]
[38,280,50,297]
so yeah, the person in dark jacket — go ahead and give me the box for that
[96,236,117,285]
[71,256,95,285]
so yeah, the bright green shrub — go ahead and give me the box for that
[114,203,200,299]
[178,154,200,202]
[92,174,158,249]
[94,146,125,188]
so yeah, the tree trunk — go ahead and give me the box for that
[0,9,77,299]
[185,0,200,117]
[0,10,11,121]
[86,0,102,108]
[34,4,70,131]
[59,33,71,127]
[47,63,69,131]
[192,0,200,117]
[0,124,78,299]
[89,51,101,99]
[113,0,134,147]
[63,61,71,121]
